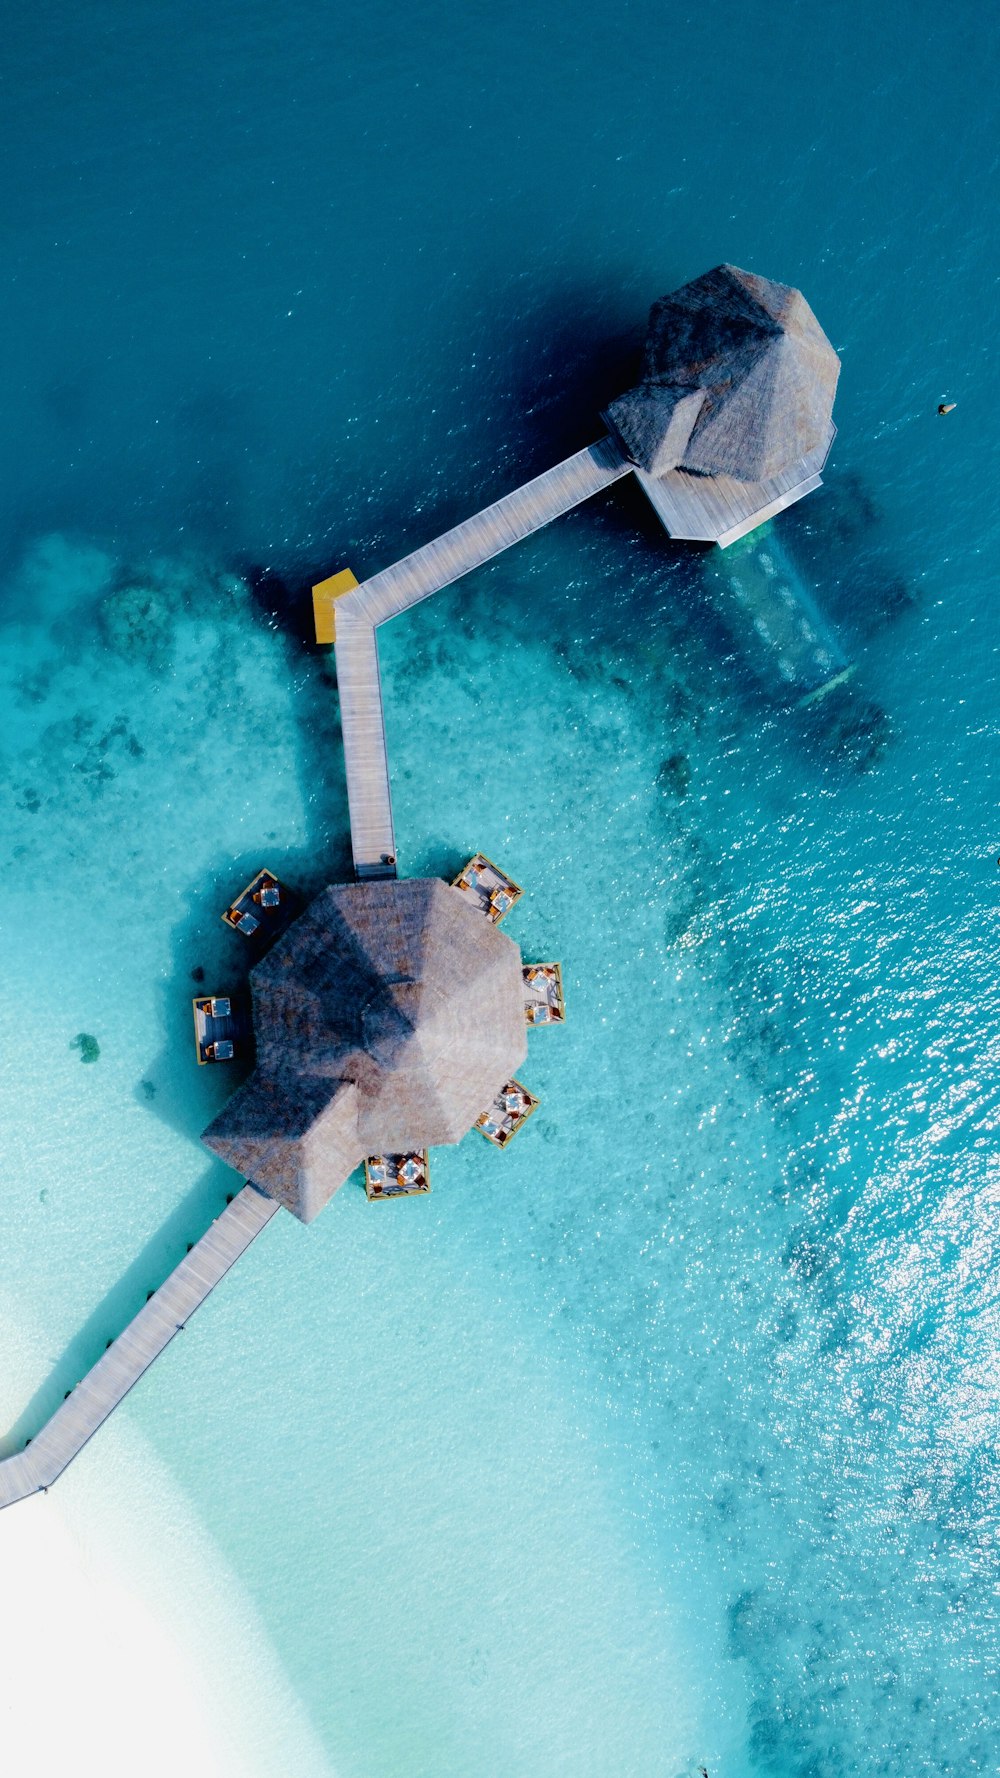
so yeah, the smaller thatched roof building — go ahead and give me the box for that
[203,878,527,1221]
[605,264,839,546]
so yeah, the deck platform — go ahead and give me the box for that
[312,567,359,644]
[523,962,565,1024]
[452,853,522,923]
[631,423,834,550]
[321,438,631,879]
[192,995,246,1065]
[364,1153,431,1199]
[0,1185,278,1511]
[222,868,300,941]
[475,1079,539,1148]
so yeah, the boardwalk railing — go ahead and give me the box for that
[331,437,632,878]
[0,1185,278,1510]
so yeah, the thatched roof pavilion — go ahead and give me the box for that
[203,878,527,1221]
[605,264,839,546]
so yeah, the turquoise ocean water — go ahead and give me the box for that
[2,3,999,1773]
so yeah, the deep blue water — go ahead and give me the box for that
[1,3,999,1774]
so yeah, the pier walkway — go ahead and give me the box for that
[0,1185,277,1509]
[332,436,631,878]
[0,441,630,1511]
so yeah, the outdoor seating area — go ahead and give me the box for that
[364,1152,431,1200]
[192,995,245,1066]
[205,876,527,1221]
[523,962,565,1025]
[452,853,522,924]
[475,1079,539,1148]
[222,868,300,940]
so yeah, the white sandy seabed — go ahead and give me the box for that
[0,1312,334,1778]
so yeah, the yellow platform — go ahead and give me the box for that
[311,568,358,644]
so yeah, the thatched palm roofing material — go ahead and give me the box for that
[202,878,527,1222]
[606,264,839,482]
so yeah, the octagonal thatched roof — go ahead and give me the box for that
[606,264,839,484]
[203,878,527,1221]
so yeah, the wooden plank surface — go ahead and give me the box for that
[716,474,823,547]
[0,441,632,1502]
[633,423,835,545]
[333,438,631,876]
[0,1185,278,1510]
[334,612,397,878]
[346,438,630,625]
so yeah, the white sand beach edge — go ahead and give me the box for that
[0,1308,334,1778]
[0,1496,258,1778]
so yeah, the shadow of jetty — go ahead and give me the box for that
[240,559,357,865]
[0,1165,237,1456]
[241,561,327,653]
[499,276,648,462]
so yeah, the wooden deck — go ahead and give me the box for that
[192,995,245,1065]
[636,461,824,549]
[0,1185,278,1510]
[330,437,631,877]
[344,437,630,626]
[452,853,522,922]
[632,423,835,549]
[334,611,397,878]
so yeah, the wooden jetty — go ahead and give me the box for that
[341,438,628,628]
[318,269,843,877]
[0,267,841,1513]
[222,867,300,942]
[325,438,631,878]
[0,1186,277,1510]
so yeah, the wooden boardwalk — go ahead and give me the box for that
[0,442,629,1503]
[333,611,398,878]
[332,437,631,877]
[0,1185,278,1510]
[344,437,630,626]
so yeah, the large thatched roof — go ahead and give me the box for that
[606,264,839,483]
[203,878,527,1221]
